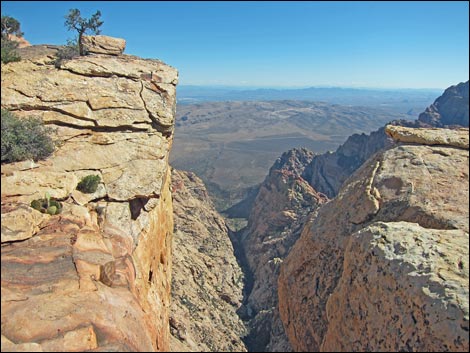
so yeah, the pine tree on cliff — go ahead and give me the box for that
[1,15,23,63]
[1,15,23,39]
[64,9,103,56]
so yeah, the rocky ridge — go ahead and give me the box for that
[237,82,469,352]
[418,81,469,127]
[302,80,469,199]
[239,148,328,351]
[278,125,469,351]
[302,126,393,198]
[1,39,177,351]
[170,169,247,352]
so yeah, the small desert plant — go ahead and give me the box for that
[76,174,101,193]
[1,37,20,63]
[54,38,79,68]
[1,109,55,163]
[30,192,63,215]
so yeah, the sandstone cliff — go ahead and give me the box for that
[278,126,469,351]
[170,169,247,352]
[1,39,178,351]
[240,148,328,351]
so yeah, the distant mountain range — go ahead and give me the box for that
[177,85,441,115]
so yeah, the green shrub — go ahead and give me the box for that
[54,39,79,68]
[1,37,20,63]
[1,109,55,163]
[1,15,23,64]
[77,174,101,193]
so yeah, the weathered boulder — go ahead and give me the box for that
[170,169,247,352]
[385,124,469,148]
[278,126,469,351]
[82,35,126,55]
[323,221,469,352]
[1,204,48,243]
[1,45,177,351]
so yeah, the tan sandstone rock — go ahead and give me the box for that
[82,35,126,55]
[2,47,178,135]
[1,204,48,242]
[1,45,177,351]
[278,127,469,352]
[322,221,469,352]
[7,34,31,48]
[385,125,469,149]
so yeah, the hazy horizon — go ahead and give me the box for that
[177,84,446,91]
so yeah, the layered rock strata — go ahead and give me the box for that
[170,169,247,352]
[82,35,126,55]
[278,126,469,351]
[240,148,328,351]
[1,41,177,351]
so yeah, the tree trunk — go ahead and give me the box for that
[78,31,84,56]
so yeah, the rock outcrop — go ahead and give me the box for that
[278,126,469,351]
[170,169,247,352]
[240,148,328,351]
[385,124,469,148]
[1,42,178,351]
[7,34,31,48]
[418,80,469,127]
[82,35,126,55]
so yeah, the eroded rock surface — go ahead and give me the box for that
[385,125,469,148]
[170,169,247,352]
[240,148,328,351]
[1,44,177,351]
[82,35,126,55]
[278,126,469,352]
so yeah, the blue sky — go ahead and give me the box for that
[2,1,469,89]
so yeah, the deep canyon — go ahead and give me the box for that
[1,38,468,352]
